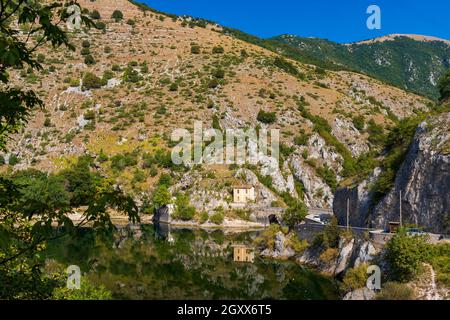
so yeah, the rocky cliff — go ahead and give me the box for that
[371,112,450,233]
[334,112,450,233]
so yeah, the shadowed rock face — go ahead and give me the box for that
[333,113,449,234]
[371,113,450,234]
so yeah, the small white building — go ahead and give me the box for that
[233,185,255,204]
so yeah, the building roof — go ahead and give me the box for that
[233,184,254,190]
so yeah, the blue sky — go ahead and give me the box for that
[141,0,450,43]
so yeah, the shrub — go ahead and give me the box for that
[126,19,135,26]
[190,44,201,54]
[173,194,196,221]
[352,115,365,131]
[212,68,225,79]
[9,154,20,166]
[212,46,224,54]
[96,21,106,30]
[199,211,209,224]
[376,282,415,300]
[294,130,310,146]
[273,57,298,76]
[80,47,90,56]
[110,152,138,172]
[386,231,429,281]
[152,185,171,210]
[81,40,90,48]
[342,264,369,292]
[438,68,450,102]
[257,110,276,124]
[84,54,95,65]
[82,72,105,90]
[122,66,142,83]
[319,247,338,264]
[111,10,124,22]
[208,79,219,89]
[210,207,224,225]
[283,201,308,230]
[90,10,101,20]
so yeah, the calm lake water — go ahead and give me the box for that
[45,224,339,300]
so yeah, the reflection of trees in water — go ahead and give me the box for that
[45,226,338,299]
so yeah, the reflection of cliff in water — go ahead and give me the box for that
[44,226,339,300]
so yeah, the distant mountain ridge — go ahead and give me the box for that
[270,34,450,100]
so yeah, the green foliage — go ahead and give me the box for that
[210,207,224,225]
[342,264,369,292]
[283,201,308,230]
[173,194,196,221]
[257,110,277,124]
[438,68,450,102]
[293,129,310,146]
[352,115,365,131]
[376,282,416,300]
[53,277,112,300]
[82,72,106,90]
[152,185,172,209]
[123,66,142,83]
[212,46,224,54]
[316,165,337,192]
[111,10,124,22]
[110,152,138,172]
[84,54,96,65]
[386,231,429,281]
[272,57,299,76]
[89,10,101,20]
[314,216,341,249]
[190,44,201,54]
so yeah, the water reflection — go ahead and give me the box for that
[45,225,338,300]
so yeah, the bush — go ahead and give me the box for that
[82,72,105,90]
[111,10,123,22]
[84,54,96,65]
[212,46,224,54]
[9,154,20,166]
[126,19,135,26]
[122,66,142,83]
[342,264,369,292]
[199,211,209,224]
[90,10,101,20]
[273,57,299,76]
[82,40,90,48]
[173,194,196,221]
[319,247,338,264]
[386,231,429,281]
[257,110,276,124]
[96,21,106,30]
[190,44,201,54]
[438,68,450,102]
[376,282,415,300]
[210,207,224,225]
[152,185,171,209]
[80,47,90,56]
[352,115,365,131]
[283,201,307,230]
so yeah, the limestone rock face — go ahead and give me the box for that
[343,287,376,300]
[333,112,449,234]
[261,232,295,259]
[372,113,450,233]
[333,167,382,228]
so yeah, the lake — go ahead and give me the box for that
[45,224,339,300]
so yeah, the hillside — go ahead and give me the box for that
[0,0,433,213]
[270,34,450,100]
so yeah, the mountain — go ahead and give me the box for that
[0,0,438,213]
[269,34,450,100]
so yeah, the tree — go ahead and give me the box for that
[111,10,124,22]
[438,68,450,102]
[283,201,307,230]
[257,110,277,124]
[173,194,196,221]
[386,230,429,281]
[89,10,101,20]
[0,2,92,151]
[152,185,172,209]
[0,2,137,299]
